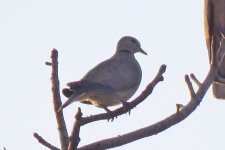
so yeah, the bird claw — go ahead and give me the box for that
[121,101,132,115]
[102,107,116,121]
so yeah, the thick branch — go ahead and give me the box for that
[34,49,69,150]
[77,62,218,150]
[51,49,69,150]
[79,64,166,125]
[77,38,225,150]
[50,49,69,150]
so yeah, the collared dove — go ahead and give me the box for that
[58,36,147,112]
[204,0,225,99]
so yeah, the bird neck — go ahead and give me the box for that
[117,49,132,54]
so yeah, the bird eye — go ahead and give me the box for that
[131,39,137,44]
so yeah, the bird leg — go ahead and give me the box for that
[119,100,132,115]
[100,105,116,121]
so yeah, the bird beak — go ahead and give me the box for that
[140,48,147,55]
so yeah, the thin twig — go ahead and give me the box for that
[68,108,83,150]
[33,133,60,150]
[185,75,196,99]
[51,49,69,150]
[34,49,69,150]
[50,49,69,150]
[190,73,201,86]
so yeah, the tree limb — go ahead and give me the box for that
[79,64,166,125]
[77,37,225,150]
[68,108,83,150]
[33,133,60,150]
[50,49,69,150]
[34,49,69,150]
[77,63,219,150]
[35,35,225,150]
[190,73,201,87]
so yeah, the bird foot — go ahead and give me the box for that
[120,101,132,115]
[102,106,116,121]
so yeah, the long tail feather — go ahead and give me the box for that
[58,92,85,112]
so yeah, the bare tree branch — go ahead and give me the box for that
[33,133,60,150]
[185,75,197,99]
[34,49,69,150]
[68,108,83,150]
[77,37,225,150]
[77,65,218,150]
[50,49,69,150]
[190,73,201,86]
[35,35,225,150]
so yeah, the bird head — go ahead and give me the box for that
[116,36,147,55]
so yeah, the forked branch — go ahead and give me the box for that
[34,35,225,150]
[76,34,225,150]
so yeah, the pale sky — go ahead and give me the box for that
[1,0,225,150]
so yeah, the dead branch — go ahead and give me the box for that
[34,49,69,150]
[76,66,217,150]
[190,73,201,86]
[34,35,225,150]
[76,35,225,150]
[33,133,60,150]
[68,108,82,150]
[50,49,69,150]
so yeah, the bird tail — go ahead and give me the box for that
[58,92,85,112]
[212,82,225,99]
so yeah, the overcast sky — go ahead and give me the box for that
[1,0,225,150]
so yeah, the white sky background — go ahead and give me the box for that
[1,0,225,149]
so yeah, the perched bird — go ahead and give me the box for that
[58,36,147,112]
[204,0,225,99]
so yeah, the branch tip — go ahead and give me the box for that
[45,61,52,66]
[52,48,58,52]
[159,64,167,73]
[185,75,196,98]
[190,73,201,86]
[33,132,60,150]
[75,107,83,120]
[176,103,184,112]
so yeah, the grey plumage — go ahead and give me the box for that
[204,0,225,99]
[58,36,147,111]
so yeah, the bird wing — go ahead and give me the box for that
[204,0,213,62]
[81,53,141,92]
[67,80,115,94]
[64,52,141,103]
